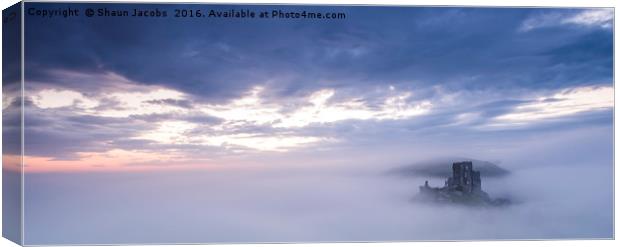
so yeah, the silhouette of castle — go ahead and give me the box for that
[446,161,481,193]
[418,161,509,206]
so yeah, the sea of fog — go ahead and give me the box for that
[22,124,614,244]
[23,157,612,245]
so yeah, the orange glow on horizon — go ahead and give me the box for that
[7,151,225,173]
[2,154,22,172]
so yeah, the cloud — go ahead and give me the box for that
[135,120,197,145]
[198,86,432,129]
[275,89,432,128]
[144,99,193,109]
[489,86,613,127]
[25,4,612,102]
[24,71,434,157]
[519,9,613,32]
[19,5,613,172]
[28,71,195,118]
[562,9,614,28]
[99,88,187,117]
[32,89,99,109]
[22,66,614,165]
[194,134,327,152]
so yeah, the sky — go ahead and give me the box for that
[1,3,614,243]
[5,4,612,172]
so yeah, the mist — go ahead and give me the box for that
[22,125,613,245]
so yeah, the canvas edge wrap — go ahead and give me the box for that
[2,1,24,246]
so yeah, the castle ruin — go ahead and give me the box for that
[417,161,509,206]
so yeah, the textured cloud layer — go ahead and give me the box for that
[19,4,613,172]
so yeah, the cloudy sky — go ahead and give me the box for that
[6,4,612,172]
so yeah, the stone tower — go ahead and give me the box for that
[445,161,481,193]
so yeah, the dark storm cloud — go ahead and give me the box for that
[24,4,613,103]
